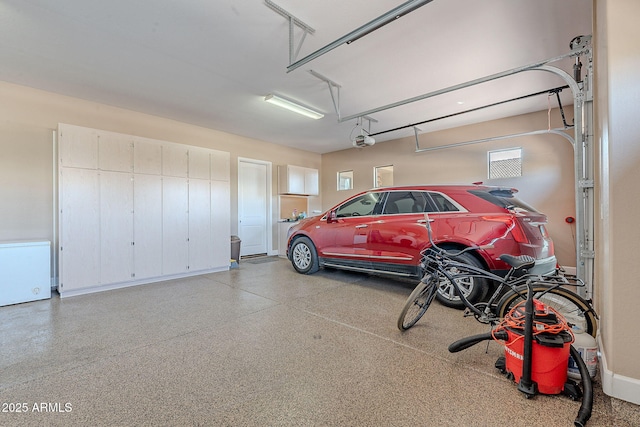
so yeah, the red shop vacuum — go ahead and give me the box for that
[499,299,573,395]
[448,286,593,427]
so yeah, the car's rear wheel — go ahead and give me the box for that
[290,236,319,274]
[434,251,488,309]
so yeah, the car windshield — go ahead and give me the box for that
[469,189,539,213]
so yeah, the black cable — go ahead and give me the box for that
[370,85,570,137]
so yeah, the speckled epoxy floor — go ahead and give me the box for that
[1,257,638,426]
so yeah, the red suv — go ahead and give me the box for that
[286,185,556,307]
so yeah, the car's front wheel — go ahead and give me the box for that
[290,236,319,274]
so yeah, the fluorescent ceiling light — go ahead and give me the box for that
[264,94,324,119]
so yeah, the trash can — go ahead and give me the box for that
[231,235,241,264]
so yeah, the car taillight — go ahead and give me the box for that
[482,216,530,244]
[510,220,530,244]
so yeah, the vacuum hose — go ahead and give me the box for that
[570,344,593,427]
[448,331,508,353]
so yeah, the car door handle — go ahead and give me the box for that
[355,224,368,229]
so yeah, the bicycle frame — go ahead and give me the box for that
[421,246,586,323]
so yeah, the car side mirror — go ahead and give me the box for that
[327,210,337,224]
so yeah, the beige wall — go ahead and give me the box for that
[0,81,322,261]
[322,109,577,266]
[594,0,640,404]
[0,123,54,242]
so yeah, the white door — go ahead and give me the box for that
[238,159,269,256]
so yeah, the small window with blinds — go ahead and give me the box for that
[488,148,522,179]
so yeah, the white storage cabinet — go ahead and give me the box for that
[58,124,231,297]
[278,165,318,196]
[0,241,51,306]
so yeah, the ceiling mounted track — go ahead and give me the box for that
[413,128,575,153]
[286,0,433,73]
[339,47,589,123]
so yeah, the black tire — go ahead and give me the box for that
[496,284,598,338]
[434,251,489,309]
[290,236,319,274]
[397,274,438,331]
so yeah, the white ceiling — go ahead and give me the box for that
[0,0,592,153]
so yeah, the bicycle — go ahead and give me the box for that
[397,214,598,337]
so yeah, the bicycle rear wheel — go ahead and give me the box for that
[397,274,438,331]
[496,284,598,337]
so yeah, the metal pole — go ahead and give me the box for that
[287,0,434,72]
[414,128,574,153]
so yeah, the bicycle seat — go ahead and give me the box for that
[499,254,536,271]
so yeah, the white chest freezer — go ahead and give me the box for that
[0,240,51,306]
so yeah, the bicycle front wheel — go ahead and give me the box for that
[397,274,438,331]
[496,284,598,337]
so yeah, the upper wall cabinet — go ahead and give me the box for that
[279,165,318,196]
[134,138,163,175]
[163,144,189,177]
[188,148,211,180]
[59,124,98,169]
[99,132,133,172]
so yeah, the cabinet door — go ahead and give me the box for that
[134,138,162,175]
[59,167,100,292]
[162,144,188,177]
[162,176,189,274]
[98,132,133,172]
[188,179,213,271]
[134,174,163,280]
[100,171,134,284]
[59,124,98,169]
[304,168,319,196]
[211,180,231,268]
[288,165,305,194]
[188,148,210,179]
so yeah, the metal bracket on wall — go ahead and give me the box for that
[264,0,315,64]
